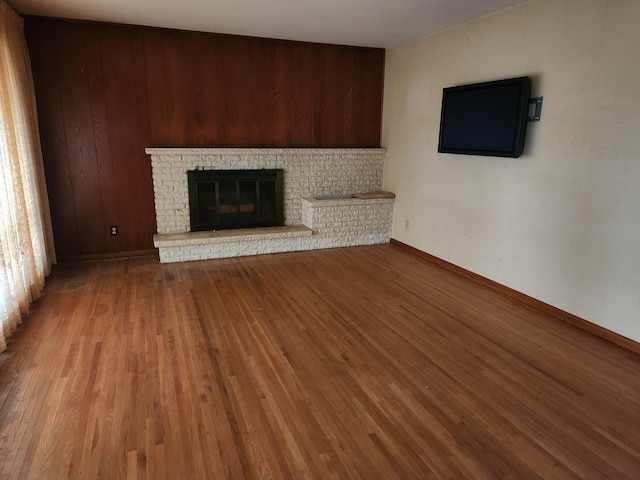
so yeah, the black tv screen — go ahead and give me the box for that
[438,76,531,158]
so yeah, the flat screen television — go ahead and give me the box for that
[438,76,531,158]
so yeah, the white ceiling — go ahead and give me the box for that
[8,0,529,48]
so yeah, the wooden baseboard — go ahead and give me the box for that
[390,238,640,355]
[57,249,158,263]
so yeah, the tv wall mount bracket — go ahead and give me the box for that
[528,97,543,121]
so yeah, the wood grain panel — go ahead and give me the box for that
[142,29,173,145]
[27,26,78,255]
[0,245,638,478]
[273,42,294,145]
[146,29,231,146]
[24,16,385,258]
[222,36,254,146]
[318,47,344,145]
[352,48,385,145]
[188,32,228,146]
[291,43,316,146]
[97,24,155,252]
[248,38,277,146]
[55,22,106,254]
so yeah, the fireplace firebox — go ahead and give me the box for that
[187,169,284,231]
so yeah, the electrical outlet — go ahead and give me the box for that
[110,225,119,236]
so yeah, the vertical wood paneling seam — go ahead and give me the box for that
[94,25,112,250]
[141,31,155,146]
[220,37,229,146]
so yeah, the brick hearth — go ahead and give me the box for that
[146,148,393,263]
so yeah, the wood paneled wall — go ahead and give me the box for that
[24,17,385,259]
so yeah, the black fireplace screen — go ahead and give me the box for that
[187,169,284,231]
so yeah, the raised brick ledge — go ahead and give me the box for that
[302,197,395,207]
[153,225,312,248]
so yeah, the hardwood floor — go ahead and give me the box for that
[0,245,638,479]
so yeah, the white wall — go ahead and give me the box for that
[382,0,640,342]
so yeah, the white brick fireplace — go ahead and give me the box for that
[146,148,394,263]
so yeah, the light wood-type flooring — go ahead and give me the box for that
[1,245,639,479]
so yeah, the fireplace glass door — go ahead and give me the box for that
[188,169,283,231]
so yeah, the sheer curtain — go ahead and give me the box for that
[0,0,55,352]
